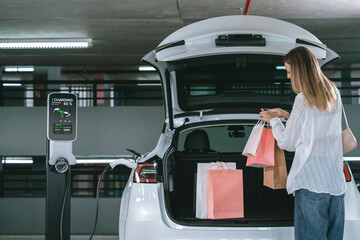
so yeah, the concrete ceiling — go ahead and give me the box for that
[0,0,360,71]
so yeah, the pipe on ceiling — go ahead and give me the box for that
[243,0,252,15]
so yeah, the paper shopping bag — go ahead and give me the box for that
[207,168,244,219]
[196,162,236,219]
[246,128,275,168]
[263,140,288,189]
[242,121,264,156]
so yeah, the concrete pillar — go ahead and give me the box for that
[0,67,3,106]
[350,64,360,104]
[0,159,3,197]
[0,64,3,194]
[341,68,352,104]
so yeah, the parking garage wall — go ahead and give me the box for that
[0,105,359,157]
[0,106,164,156]
[0,197,121,235]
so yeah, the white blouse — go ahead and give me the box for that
[270,91,346,196]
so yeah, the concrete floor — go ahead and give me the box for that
[0,236,117,240]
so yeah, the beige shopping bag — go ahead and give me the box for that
[263,140,287,189]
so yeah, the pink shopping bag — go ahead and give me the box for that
[207,168,244,219]
[246,128,275,168]
[196,162,236,219]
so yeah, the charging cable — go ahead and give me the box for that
[60,169,70,240]
[89,158,137,240]
[89,164,111,240]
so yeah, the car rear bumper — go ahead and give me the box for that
[126,222,294,240]
[122,184,296,239]
[121,183,360,240]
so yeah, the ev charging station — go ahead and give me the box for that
[46,93,77,240]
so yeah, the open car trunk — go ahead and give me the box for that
[143,15,339,128]
[164,123,295,226]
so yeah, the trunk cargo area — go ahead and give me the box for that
[164,124,295,226]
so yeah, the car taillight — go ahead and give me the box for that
[133,163,157,183]
[343,163,351,182]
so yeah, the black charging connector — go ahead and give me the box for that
[55,158,69,174]
[89,164,112,240]
[60,170,70,240]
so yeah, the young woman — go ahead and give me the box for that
[260,46,346,240]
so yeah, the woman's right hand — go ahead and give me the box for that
[267,108,290,120]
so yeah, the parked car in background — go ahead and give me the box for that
[118,15,360,240]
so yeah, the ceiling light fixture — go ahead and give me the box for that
[4,67,18,72]
[274,82,291,85]
[2,157,33,164]
[18,67,35,72]
[5,66,34,72]
[137,83,161,87]
[139,66,156,71]
[0,38,92,49]
[3,83,22,87]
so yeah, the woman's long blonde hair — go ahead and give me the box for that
[284,46,337,112]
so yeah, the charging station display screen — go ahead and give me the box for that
[47,93,77,141]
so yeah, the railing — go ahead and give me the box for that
[1,79,360,107]
[0,79,163,107]
[0,156,132,198]
[1,157,359,198]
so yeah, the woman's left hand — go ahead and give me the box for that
[260,108,276,123]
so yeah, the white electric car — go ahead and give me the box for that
[118,15,360,240]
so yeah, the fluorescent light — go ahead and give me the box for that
[0,38,92,49]
[137,83,161,86]
[139,66,156,71]
[17,67,34,72]
[274,82,291,85]
[2,157,33,164]
[343,157,360,161]
[5,66,34,72]
[4,67,18,72]
[2,159,33,164]
[276,66,286,70]
[3,83,22,87]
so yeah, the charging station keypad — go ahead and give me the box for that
[47,93,77,141]
[53,122,72,135]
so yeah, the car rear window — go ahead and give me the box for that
[171,54,294,111]
[178,125,252,153]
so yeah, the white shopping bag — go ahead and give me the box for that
[242,121,264,156]
[196,162,236,219]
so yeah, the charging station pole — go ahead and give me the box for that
[46,93,77,240]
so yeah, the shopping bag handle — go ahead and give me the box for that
[256,119,266,126]
[216,162,235,172]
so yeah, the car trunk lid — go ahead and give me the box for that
[142,15,339,129]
